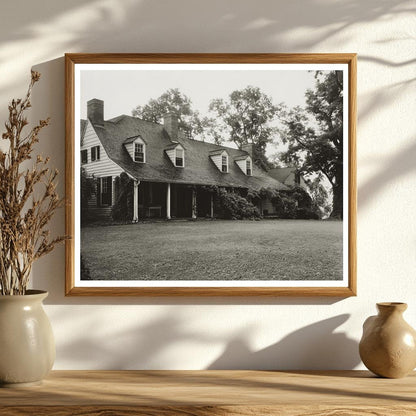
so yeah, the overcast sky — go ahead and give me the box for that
[79,66,326,121]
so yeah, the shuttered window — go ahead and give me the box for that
[91,145,100,162]
[81,149,88,164]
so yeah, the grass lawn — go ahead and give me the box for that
[81,219,343,281]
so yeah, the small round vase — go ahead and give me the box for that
[359,302,416,378]
[0,290,55,387]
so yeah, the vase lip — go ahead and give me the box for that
[0,290,48,300]
[377,302,407,312]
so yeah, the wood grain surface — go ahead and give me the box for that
[1,370,415,415]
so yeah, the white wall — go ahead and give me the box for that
[1,0,415,370]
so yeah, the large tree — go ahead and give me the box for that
[208,86,279,170]
[279,71,343,218]
[305,174,332,219]
[132,88,205,137]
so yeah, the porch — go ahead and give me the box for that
[132,181,215,222]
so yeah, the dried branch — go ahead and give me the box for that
[0,71,66,295]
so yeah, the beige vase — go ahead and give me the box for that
[0,290,55,387]
[359,302,416,378]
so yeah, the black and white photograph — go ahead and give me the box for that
[66,54,356,296]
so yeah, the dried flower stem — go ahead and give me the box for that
[0,71,65,295]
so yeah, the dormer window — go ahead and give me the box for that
[246,159,252,176]
[124,135,146,163]
[235,155,252,176]
[221,155,228,172]
[134,143,144,162]
[175,148,184,167]
[210,149,229,173]
[165,143,185,167]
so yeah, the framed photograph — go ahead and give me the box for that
[65,53,356,296]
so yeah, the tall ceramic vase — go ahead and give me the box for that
[0,290,55,387]
[359,302,416,378]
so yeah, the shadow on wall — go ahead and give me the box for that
[0,0,414,122]
[1,0,412,50]
[54,309,359,369]
[359,139,416,209]
[0,0,413,105]
[207,314,360,370]
[55,311,218,369]
[53,306,261,369]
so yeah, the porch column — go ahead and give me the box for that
[111,177,116,206]
[191,188,197,219]
[133,180,139,223]
[166,183,171,220]
[210,193,214,218]
[172,184,177,217]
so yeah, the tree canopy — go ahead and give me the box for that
[131,88,205,137]
[278,71,344,218]
[207,86,279,170]
[132,86,280,170]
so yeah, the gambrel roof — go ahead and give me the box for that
[82,114,287,191]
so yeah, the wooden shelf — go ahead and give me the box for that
[1,370,415,415]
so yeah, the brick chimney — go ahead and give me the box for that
[241,143,255,159]
[87,99,104,126]
[163,113,178,140]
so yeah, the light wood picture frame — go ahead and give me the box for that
[65,53,356,296]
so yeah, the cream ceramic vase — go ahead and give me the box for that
[359,302,416,378]
[0,290,55,387]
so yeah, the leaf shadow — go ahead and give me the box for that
[207,314,360,370]
[359,139,416,209]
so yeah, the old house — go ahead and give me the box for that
[80,98,288,221]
